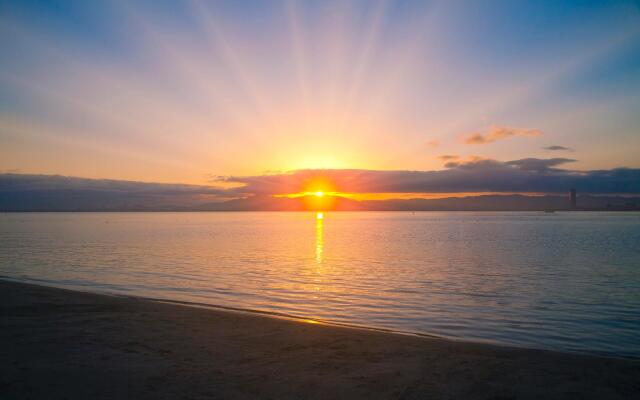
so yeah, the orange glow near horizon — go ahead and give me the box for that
[277,191,552,202]
[255,174,557,210]
[279,191,340,198]
[303,177,336,195]
[302,195,336,211]
[281,177,338,210]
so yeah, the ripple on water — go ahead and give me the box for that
[1,211,639,357]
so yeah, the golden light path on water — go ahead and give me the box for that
[315,212,324,265]
[309,211,325,310]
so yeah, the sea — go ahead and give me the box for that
[1,211,639,357]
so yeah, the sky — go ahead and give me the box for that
[1,0,640,202]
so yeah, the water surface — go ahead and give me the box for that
[1,211,639,357]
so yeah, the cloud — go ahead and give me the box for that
[0,174,228,195]
[543,145,574,151]
[215,158,640,195]
[464,125,542,144]
[2,160,639,211]
[437,155,459,161]
[441,155,486,168]
[504,158,576,172]
[426,140,440,148]
[0,174,231,210]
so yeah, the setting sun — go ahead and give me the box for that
[315,191,324,197]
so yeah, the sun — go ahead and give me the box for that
[314,191,324,197]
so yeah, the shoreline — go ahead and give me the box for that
[3,276,633,361]
[2,279,639,399]
[1,275,449,338]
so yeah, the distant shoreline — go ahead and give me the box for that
[2,279,639,399]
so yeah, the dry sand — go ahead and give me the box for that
[1,280,639,399]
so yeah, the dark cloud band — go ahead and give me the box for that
[543,145,574,151]
[217,158,640,195]
[1,158,639,211]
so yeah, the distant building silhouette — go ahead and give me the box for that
[570,189,577,209]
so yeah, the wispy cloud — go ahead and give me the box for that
[464,125,542,145]
[437,154,459,161]
[426,140,440,148]
[543,145,574,151]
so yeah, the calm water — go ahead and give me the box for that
[1,212,639,357]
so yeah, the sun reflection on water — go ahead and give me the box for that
[315,212,324,264]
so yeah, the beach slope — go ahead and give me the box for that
[1,280,638,399]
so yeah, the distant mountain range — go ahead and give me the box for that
[3,192,640,212]
[192,194,640,212]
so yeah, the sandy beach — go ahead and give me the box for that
[1,280,638,399]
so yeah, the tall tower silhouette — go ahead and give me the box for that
[570,189,577,209]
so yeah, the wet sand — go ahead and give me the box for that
[1,280,639,399]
